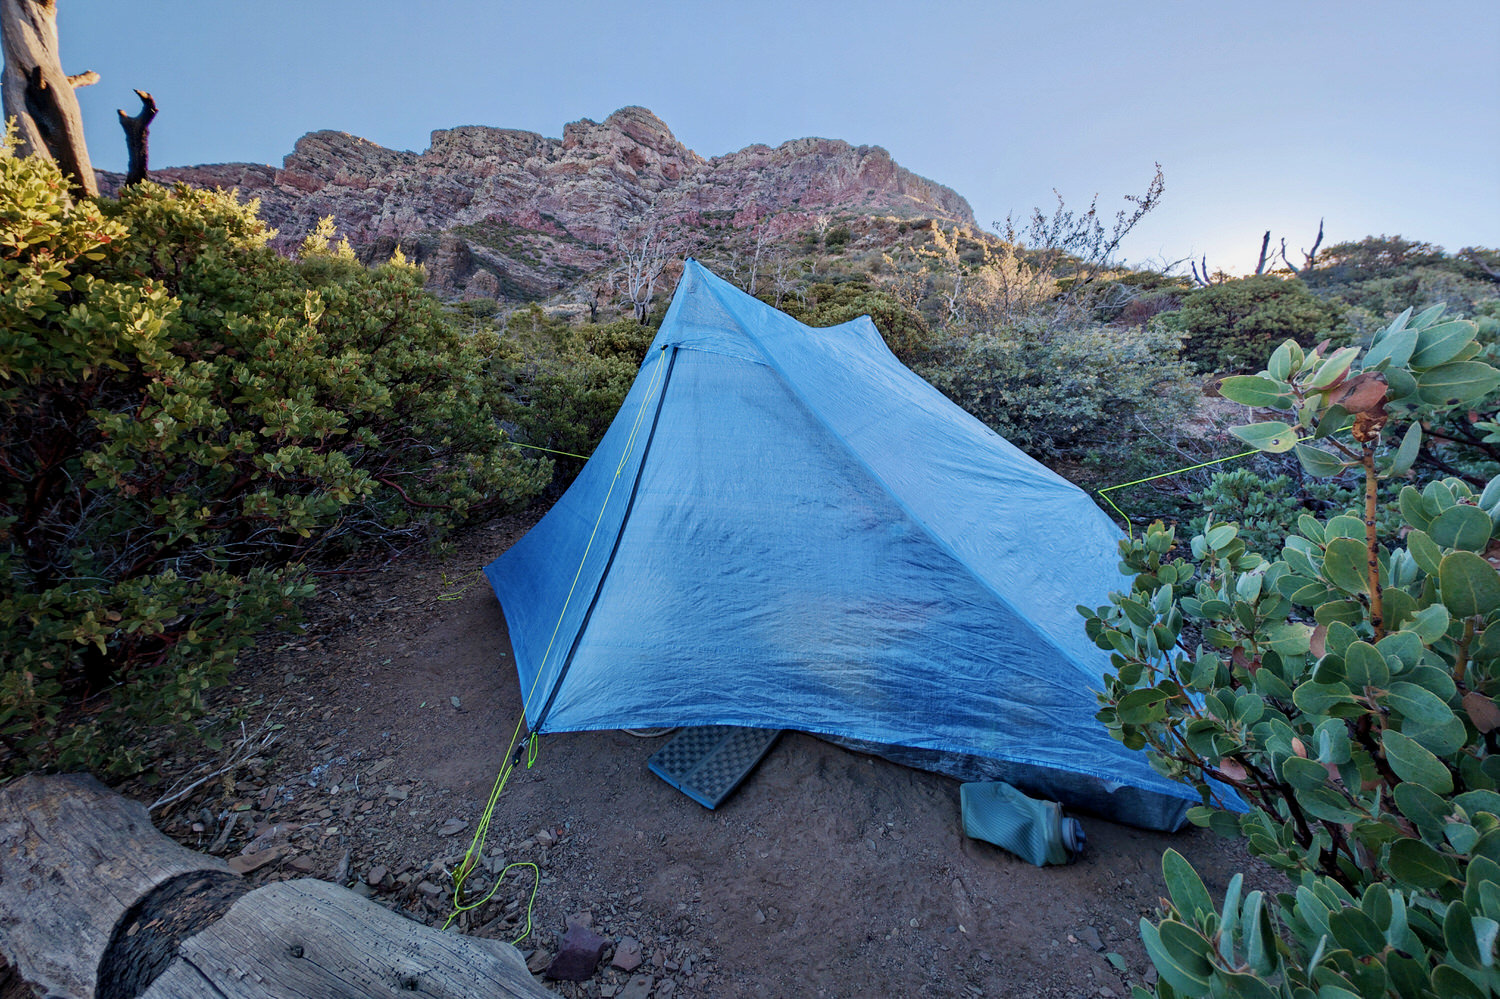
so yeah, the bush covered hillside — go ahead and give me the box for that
[0,138,549,776]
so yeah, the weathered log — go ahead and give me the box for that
[0,775,554,999]
[0,0,98,197]
[116,89,155,187]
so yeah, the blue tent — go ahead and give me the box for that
[486,260,1194,830]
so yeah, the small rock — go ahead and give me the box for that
[657,981,676,998]
[754,909,765,924]
[652,948,666,968]
[226,848,281,874]
[537,828,558,849]
[349,882,374,898]
[287,854,318,874]
[438,817,468,837]
[525,949,551,974]
[601,987,617,999]
[544,923,610,981]
[367,864,388,887]
[612,936,643,972]
[417,880,444,897]
[566,910,593,930]
[619,975,654,999]
[1079,926,1105,952]
[451,696,462,708]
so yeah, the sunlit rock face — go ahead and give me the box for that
[99,106,973,301]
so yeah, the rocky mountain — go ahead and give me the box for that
[101,107,973,300]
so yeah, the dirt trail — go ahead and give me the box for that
[138,509,1267,999]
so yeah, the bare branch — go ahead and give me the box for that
[117,89,156,187]
[1254,230,1271,275]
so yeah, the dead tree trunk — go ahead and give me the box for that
[0,774,554,999]
[117,89,155,186]
[0,0,98,197]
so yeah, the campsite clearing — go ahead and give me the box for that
[119,509,1273,999]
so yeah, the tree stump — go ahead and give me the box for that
[0,775,554,998]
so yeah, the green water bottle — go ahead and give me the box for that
[959,781,1086,867]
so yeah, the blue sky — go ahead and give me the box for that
[50,1,1500,274]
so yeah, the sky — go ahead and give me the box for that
[43,0,1500,275]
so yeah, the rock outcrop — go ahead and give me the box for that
[100,106,973,300]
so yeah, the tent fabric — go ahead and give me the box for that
[485,259,1195,831]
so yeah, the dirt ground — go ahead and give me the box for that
[129,506,1271,999]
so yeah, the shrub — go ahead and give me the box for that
[1188,468,1405,556]
[1080,306,1500,997]
[781,281,937,364]
[489,306,655,480]
[0,144,548,777]
[1163,275,1345,373]
[915,319,1198,465]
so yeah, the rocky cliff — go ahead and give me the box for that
[102,107,973,300]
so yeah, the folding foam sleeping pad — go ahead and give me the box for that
[485,259,1198,831]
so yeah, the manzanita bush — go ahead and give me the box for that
[0,132,548,777]
[1081,305,1500,997]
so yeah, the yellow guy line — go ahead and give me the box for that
[442,345,670,932]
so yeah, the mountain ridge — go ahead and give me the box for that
[99,106,974,300]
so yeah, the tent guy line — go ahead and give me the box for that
[445,344,672,927]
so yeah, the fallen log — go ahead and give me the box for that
[0,774,554,998]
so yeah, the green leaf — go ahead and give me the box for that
[1264,621,1313,656]
[1283,755,1330,790]
[1220,374,1294,409]
[1430,505,1494,552]
[1416,361,1500,407]
[1307,346,1362,389]
[1406,530,1444,577]
[1328,907,1385,956]
[1404,600,1452,639]
[1385,365,1419,402]
[1411,320,1478,369]
[1294,681,1359,715]
[1299,786,1366,823]
[1388,423,1422,477]
[1162,848,1214,922]
[1384,729,1454,794]
[1363,323,1418,371]
[1388,837,1460,889]
[1314,600,1365,626]
[1268,340,1296,381]
[1440,551,1500,618]
[1205,524,1239,551]
[1408,303,1444,330]
[1140,918,1211,998]
[1400,486,1433,532]
[1394,781,1451,834]
[1432,965,1487,999]
[1445,900,1482,968]
[1385,681,1457,728]
[1406,715,1468,757]
[1344,641,1389,688]
[1230,421,1299,453]
[1322,537,1370,595]
[1295,443,1349,477]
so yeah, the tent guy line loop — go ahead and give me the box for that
[442,345,671,933]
